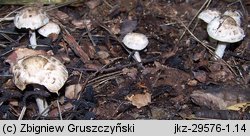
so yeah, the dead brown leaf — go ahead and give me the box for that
[192,70,207,83]
[208,63,234,82]
[65,84,83,99]
[97,51,110,59]
[85,0,102,9]
[191,90,228,110]
[126,92,151,108]
[71,19,92,29]
[122,67,138,80]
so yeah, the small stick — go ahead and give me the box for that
[57,99,63,120]
[18,105,26,120]
[0,6,24,23]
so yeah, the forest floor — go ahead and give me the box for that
[0,0,250,120]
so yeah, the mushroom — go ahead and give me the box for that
[11,55,68,116]
[223,10,242,26]
[198,9,221,23]
[207,15,245,59]
[122,32,149,63]
[38,21,61,41]
[14,7,49,49]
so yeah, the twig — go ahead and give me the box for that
[232,58,245,83]
[103,0,114,8]
[97,23,132,55]
[77,27,95,45]
[0,17,14,21]
[91,73,122,88]
[75,58,119,101]
[0,47,15,58]
[0,44,7,48]
[101,56,160,73]
[0,6,24,23]
[86,26,97,47]
[0,30,19,35]
[88,71,122,83]
[0,33,17,44]
[56,99,63,120]
[45,0,81,12]
[18,106,26,120]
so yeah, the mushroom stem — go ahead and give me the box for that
[214,42,227,60]
[29,30,37,49]
[133,51,142,62]
[35,97,48,116]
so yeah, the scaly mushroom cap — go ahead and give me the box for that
[207,15,245,43]
[38,21,61,37]
[223,10,242,26]
[14,7,49,30]
[198,9,221,23]
[12,55,68,94]
[122,32,149,50]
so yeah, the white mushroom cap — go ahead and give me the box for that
[198,9,221,23]
[122,32,149,50]
[12,55,68,94]
[207,16,245,43]
[14,7,49,30]
[38,22,61,37]
[223,10,242,26]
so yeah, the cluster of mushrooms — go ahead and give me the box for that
[10,6,245,119]
[11,6,149,118]
[14,7,61,49]
[198,9,245,59]
[10,7,67,118]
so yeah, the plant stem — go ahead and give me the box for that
[214,42,227,60]
[29,30,37,49]
[35,97,48,116]
[133,51,141,62]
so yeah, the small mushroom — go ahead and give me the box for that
[207,15,245,59]
[198,9,221,23]
[38,21,61,41]
[14,7,49,49]
[12,55,68,116]
[122,32,149,63]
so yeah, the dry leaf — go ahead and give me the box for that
[227,102,250,112]
[187,79,198,86]
[122,67,138,80]
[192,70,207,83]
[97,51,110,59]
[85,0,102,9]
[120,20,137,35]
[54,10,69,20]
[208,62,234,82]
[191,90,228,110]
[126,92,151,108]
[71,19,92,29]
[65,84,83,99]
